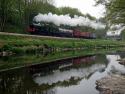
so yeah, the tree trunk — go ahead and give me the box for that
[0,0,7,32]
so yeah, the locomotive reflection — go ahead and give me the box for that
[0,55,106,94]
[28,55,105,86]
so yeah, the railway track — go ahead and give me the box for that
[0,32,82,40]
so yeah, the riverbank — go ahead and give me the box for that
[119,59,125,65]
[96,75,125,94]
[0,32,125,56]
[96,56,125,94]
[0,49,112,72]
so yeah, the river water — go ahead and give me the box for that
[0,52,125,94]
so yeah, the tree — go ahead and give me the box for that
[0,0,55,32]
[0,0,15,31]
[95,0,125,25]
[85,13,96,20]
[58,7,84,17]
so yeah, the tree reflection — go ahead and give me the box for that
[0,55,106,94]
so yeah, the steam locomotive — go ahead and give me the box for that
[27,23,96,39]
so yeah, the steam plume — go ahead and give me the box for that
[33,12,105,29]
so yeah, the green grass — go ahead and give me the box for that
[0,48,120,71]
[0,34,125,54]
[0,33,125,71]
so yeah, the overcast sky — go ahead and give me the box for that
[54,0,105,18]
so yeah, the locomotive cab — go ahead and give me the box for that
[27,25,36,33]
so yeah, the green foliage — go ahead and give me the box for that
[121,30,125,40]
[0,49,111,71]
[4,24,25,34]
[0,34,124,55]
[94,28,107,39]
[0,0,99,33]
[2,44,14,51]
[95,0,125,25]
[58,7,84,17]
[95,0,125,39]
[106,0,125,25]
[85,13,96,20]
[0,0,56,32]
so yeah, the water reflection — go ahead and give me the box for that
[33,62,105,85]
[106,55,125,74]
[0,53,125,94]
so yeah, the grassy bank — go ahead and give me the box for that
[0,33,125,55]
[0,48,121,72]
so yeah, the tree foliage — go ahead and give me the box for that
[0,0,98,33]
[107,0,125,25]
[85,13,96,20]
[0,0,55,32]
[58,7,84,17]
[0,0,16,31]
[95,0,125,25]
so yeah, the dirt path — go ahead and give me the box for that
[0,32,80,40]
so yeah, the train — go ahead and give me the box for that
[29,55,96,74]
[27,23,96,39]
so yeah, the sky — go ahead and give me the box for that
[54,0,105,18]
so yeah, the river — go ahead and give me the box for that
[0,51,125,94]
